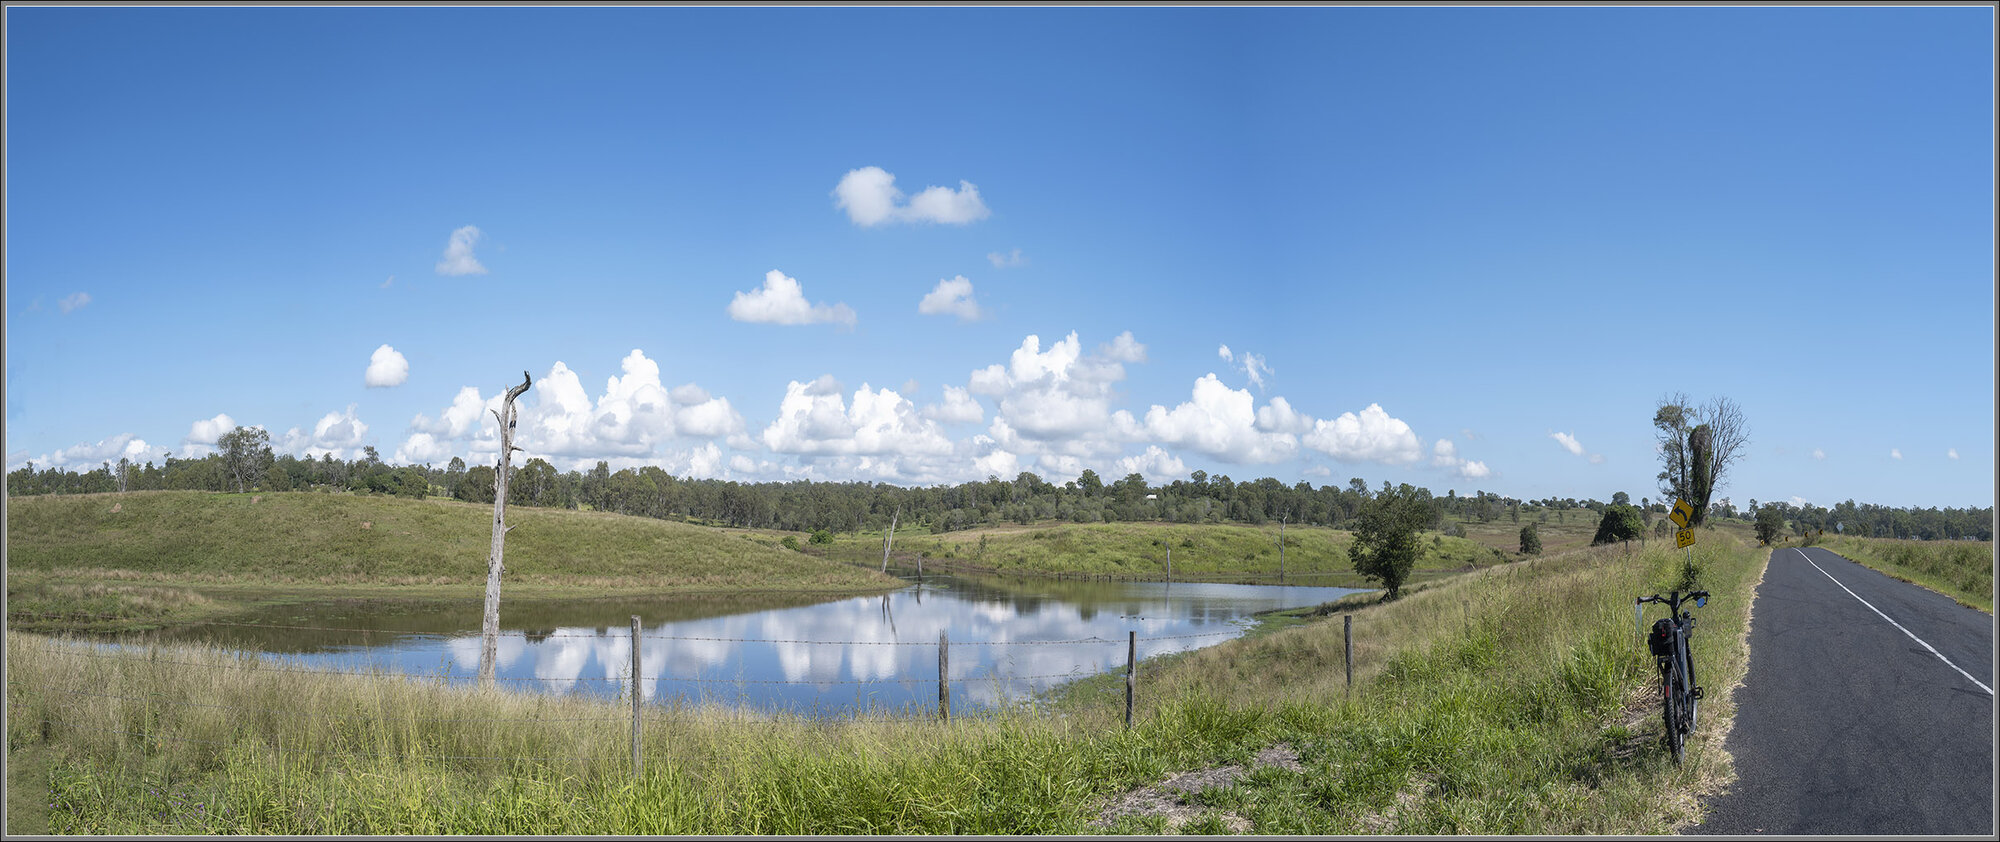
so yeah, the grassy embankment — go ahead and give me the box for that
[802,519,1514,587]
[1812,534,1993,613]
[5,491,901,633]
[8,525,1768,834]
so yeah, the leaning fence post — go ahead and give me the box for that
[631,615,642,781]
[1344,614,1353,693]
[938,630,950,722]
[1125,630,1137,729]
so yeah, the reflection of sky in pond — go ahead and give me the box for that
[134,576,1368,717]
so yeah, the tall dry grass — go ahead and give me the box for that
[9,532,1768,834]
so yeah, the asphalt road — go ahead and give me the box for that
[1694,546,1994,835]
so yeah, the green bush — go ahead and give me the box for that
[809,529,834,545]
[1591,504,1645,546]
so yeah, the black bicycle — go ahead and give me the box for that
[1636,589,1709,763]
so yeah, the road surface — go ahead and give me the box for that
[1694,546,1993,835]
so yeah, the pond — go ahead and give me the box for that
[116,574,1370,717]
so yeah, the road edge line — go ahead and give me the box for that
[1800,549,1994,696]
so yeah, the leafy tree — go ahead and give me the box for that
[1612,491,1631,506]
[1519,522,1541,555]
[1654,393,1748,528]
[217,426,274,493]
[1754,504,1786,545]
[458,465,496,503]
[1349,482,1431,600]
[444,456,467,498]
[1591,503,1646,546]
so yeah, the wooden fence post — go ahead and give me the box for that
[631,615,642,781]
[1125,630,1137,729]
[1344,614,1353,693]
[937,630,950,722]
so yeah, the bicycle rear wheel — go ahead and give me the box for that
[1664,664,1686,764]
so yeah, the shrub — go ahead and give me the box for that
[1591,504,1646,546]
[809,529,834,545]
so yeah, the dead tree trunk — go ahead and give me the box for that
[479,371,533,686]
[881,509,899,573]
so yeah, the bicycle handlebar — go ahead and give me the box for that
[1636,590,1711,614]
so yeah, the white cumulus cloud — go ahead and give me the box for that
[1431,438,1490,480]
[58,292,91,314]
[365,344,410,388]
[1890,448,1902,460]
[1114,446,1187,485]
[1812,448,1826,461]
[1303,404,1423,465]
[1141,374,1299,464]
[728,270,856,327]
[1099,331,1147,364]
[1947,448,1959,460]
[180,413,239,458]
[833,166,990,226]
[967,332,1142,449]
[917,275,984,320]
[282,405,370,460]
[399,350,745,470]
[922,385,985,425]
[987,247,1026,268]
[760,379,954,459]
[435,225,487,276]
[28,433,151,470]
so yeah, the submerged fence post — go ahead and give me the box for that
[938,630,950,722]
[1125,630,1137,729]
[631,615,642,781]
[1344,614,1353,693]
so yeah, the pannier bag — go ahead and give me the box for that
[1648,618,1676,657]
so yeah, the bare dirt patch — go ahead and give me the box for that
[1092,742,1304,833]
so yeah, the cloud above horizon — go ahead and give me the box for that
[728,270,857,327]
[917,275,984,321]
[365,344,410,388]
[435,225,487,276]
[833,166,990,226]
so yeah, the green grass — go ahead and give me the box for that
[5,491,901,631]
[806,519,1507,587]
[7,533,1770,834]
[1814,535,1993,613]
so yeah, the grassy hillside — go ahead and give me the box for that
[5,528,1768,835]
[805,520,1512,587]
[6,491,900,628]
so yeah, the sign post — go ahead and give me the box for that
[1670,498,1696,560]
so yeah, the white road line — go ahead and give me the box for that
[1800,549,1994,696]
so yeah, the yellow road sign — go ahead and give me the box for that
[1670,499,1694,529]
[1675,528,1695,549]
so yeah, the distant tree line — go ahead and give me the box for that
[6,427,1988,542]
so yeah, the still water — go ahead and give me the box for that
[122,575,1368,717]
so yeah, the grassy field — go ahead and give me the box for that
[801,519,1518,588]
[6,530,1769,834]
[1813,534,1993,613]
[5,491,901,632]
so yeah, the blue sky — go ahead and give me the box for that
[6,6,1993,510]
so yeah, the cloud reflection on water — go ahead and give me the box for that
[182,577,1367,717]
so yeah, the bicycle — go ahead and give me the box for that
[1636,589,1709,764]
